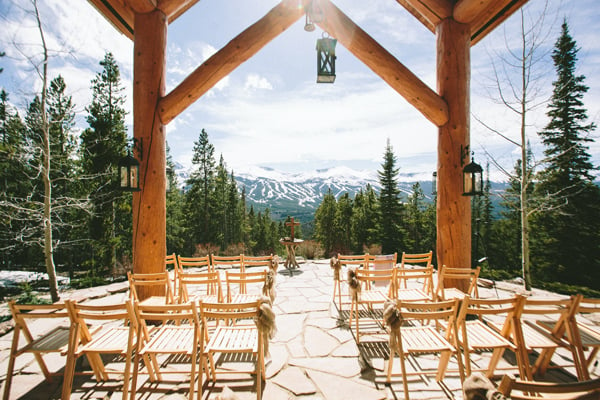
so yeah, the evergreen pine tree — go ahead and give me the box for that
[335,193,353,254]
[378,139,404,254]
[314,188,337,256]
[80,52,129,274]
[185,128,216,252]
[533,21,600,287]
[166,143,186,255]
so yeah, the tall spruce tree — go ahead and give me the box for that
[80,52,129,274]
[314,188,337,256]
[533,21,600,287]
[378,139,404,254]
[185,129,216,252]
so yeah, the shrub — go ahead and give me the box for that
[15,283,51,305]
[223,242,246,256]
[297,240,324,260]
[363,244,382,255]
[194,243,220,257]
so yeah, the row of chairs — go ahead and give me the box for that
[4,297,271,400]
[383,294,600,399]
[130,253,278,307]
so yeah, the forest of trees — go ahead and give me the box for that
[0,52,291,289]
[313,21,600,293]
[1,21,599,295]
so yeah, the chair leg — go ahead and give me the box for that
[436,350,451,381]
[2,331,21,400]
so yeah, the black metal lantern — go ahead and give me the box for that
[462,153,483,196]
[432,171,437,196]
[316,34,336,83]
[119,138,142,192]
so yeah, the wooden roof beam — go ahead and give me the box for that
[468,0,531,45]
[318,0,449,127]
[158,0,201,23]
[395,0,452,32]
[87,0,135,39]
[128,0,156,14]
[159,0,307,125]
[453,0,496,24]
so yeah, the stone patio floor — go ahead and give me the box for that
[0,259,595,399]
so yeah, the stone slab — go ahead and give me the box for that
[306,369,387,400]
[271,366,317,395]
[289,357,361,378]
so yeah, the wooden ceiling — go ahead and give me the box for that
[88,0,530,45]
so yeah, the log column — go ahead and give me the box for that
[132,10,167,294]
[436,18,471,290]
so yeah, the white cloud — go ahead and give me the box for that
[244,74,273,90]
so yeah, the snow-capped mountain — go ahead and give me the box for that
[174,163,437,220]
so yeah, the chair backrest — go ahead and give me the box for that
[8,300,71,349]
[127,271,175,305]
[225,270,267,301]
[457,295,521,336]
[400,251,433,268]
[395,264,435,299]
[211,254,243,270]
[497,374,600,400]
[178,270,223,303]
[398,298,461,341]
[177,255,212,273]
[435,265,480,299]
[356,265,395,294]
[199,299,261,324]
[65,299,137,345]
[337,253,369,268]
[133,301,201,345]
[368,253,398,269]
[165,253,178,271]
[242,254,273,271]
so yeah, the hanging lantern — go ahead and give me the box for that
[316,34,336,83]
[462,153,483,196]
[118,138,142,192]
[432,171,437,196]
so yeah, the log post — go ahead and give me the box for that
[132,10,167,299]
[436,18,471,291]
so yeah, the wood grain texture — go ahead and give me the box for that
[133,10,167,299]
[436,19,471,291]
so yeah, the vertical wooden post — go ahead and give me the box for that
[132,10,167,296]
[436,18,471,291]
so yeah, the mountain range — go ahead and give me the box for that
[174,163,508,221]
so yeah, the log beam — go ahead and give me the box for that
[159,0,306,125]
[133,10,167,298]
[87,0,134,39]
[128,0,157,14]
[469,0,531,45]
[318,0,449,127]
[436,18,471,290]
[158,0,201,22]
[453,0,496,24]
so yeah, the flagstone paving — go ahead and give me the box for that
[0,259,593,399]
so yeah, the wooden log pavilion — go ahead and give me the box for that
[87,0,530,295]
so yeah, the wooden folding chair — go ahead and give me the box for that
[131,301,203,400]
[178,270,223,304]
[397,251,434,294]
[211,254,243,270]
[565,296,600,381]
[242,254,274,271]
[165,253,179,292]
[199,300,267,400]
[128,271,176,306]
[62,299,138,400]
[3,301,71,400]
[457,295,523,378]
[350,265,395,343]
[337,253,369,268]
[497,374,600,400]
[385,298,464,399]
[225,270,267,303]
[435,265,480,300]
[514,295,582,381]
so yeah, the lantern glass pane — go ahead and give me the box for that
[130,165,138,189]
[120,165,129,188]
[463,171,472,194]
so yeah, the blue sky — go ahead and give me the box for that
[1,0,599,181]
